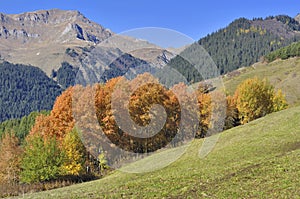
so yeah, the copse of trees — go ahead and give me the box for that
[95,74,185,154]
[19,87,104,185]
[0,74,288,196]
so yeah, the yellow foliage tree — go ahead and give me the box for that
[234,77,288,124]
[61,128,86,176]
[272,89,288,111]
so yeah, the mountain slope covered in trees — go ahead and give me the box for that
[169,15,300,83]
[0,62,62,122]
[199,15,300,74]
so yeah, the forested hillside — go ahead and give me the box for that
[169,15,300,83]
[52,62,79,89]
[199,15,300,74]
[0,62,62,122]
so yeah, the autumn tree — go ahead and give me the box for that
[95,73,182,153]
[29,114,53,139]
[61,128,86,176]
[95,77,123,158]
[29,87,75,140]
[170,82,198,143]
[224,95,240,130]
[272,89,288,111]
[0,133,22,185]
[196,83,212,138]
[97,149,108,175]
[234,77,288,124]
[128,81,181,152]
[50,87,75,139]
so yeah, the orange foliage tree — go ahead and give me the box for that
[29,87,75,140]
[95,73,182,153]
[0,133,22,185]
[195,83,212,138]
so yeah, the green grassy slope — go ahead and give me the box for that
[19,105,300,198]
[224,57,300,106]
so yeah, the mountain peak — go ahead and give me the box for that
[0,9,113,75]
[295,13,300,23]
[7,9,87,24]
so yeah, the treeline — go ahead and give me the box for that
[0,61,62,122]
[264,41,300,62]
[265,15,300,31]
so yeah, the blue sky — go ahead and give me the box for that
[1,0,300,45]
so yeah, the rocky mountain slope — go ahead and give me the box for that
[0,9,179,121]
[0,9,112,74]
[0,9,175,76]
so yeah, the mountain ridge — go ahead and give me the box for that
[0,9,175,76]
[0,9,112,44]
